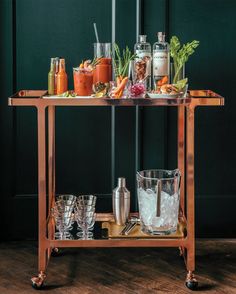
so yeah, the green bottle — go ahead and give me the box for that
[48,58,55,95]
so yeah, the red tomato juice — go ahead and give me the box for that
[73,70,93,96]
[93,58,112,84]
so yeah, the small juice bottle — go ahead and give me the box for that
[56,58,68,95]
[54,57,60,94]
[48,58,55,95]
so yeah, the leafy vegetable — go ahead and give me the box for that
[59,91,76,97]
[112,43,136,78]
[91,56,103,67]
[170,36,199,84]
[174,78,188,91]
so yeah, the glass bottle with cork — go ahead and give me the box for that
[134,35,152,91]
[153,32,170,90]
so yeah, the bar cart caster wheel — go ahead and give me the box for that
[51,247,60,257]
[185,271,198,290]
[31,272,46,290]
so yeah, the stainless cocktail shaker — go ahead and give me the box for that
[112,177,130,225]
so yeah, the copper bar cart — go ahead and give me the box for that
[8,90,224,290]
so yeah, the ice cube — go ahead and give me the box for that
[152,216,164,227]
[138,188,180,230]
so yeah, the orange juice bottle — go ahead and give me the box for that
[54,57,60,94]
[56,58,68,95]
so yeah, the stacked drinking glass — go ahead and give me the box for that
[51,195,77,240]
[75,195,97,239]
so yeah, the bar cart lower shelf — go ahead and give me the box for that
[8,90,224,290]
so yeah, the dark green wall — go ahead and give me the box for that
[1,0,235,239]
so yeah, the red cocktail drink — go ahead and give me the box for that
[73,68,93,96]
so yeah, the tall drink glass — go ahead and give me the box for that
[73,68,93,96]
[93,43,112,84]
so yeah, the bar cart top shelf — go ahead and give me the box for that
[8,90,224,107]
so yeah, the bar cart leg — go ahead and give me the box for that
[185,105,198,290]
[178,105,185,216]
[47,106,59,257]
[178,105,186,259]
[31,106,48,289]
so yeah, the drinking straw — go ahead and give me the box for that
[93,23,100,43]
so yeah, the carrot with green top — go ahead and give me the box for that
[116,76,122,87]
[113,77,128,95]
[157,75,168,86]
[117,90,123,98]
[112,43,136,98]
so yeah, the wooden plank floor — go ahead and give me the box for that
[0,240,235,294]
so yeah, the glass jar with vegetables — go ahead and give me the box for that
[170,36,200,84]
[110,43,136,98]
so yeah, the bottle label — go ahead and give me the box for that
[153,51,169,76]
[135,50,152,76]
[136,50,151,59]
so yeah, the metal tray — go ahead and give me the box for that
[102,221,186,239]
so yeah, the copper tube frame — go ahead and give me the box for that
[8,90,224,283]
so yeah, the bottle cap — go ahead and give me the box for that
[118,177,126,187]
[50,58,56,70]
[59,58,66,69]
[139,35,147,43]
[157,32,165,42]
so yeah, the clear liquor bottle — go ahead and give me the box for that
[153,32,170,90]
[134,35,152,91]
